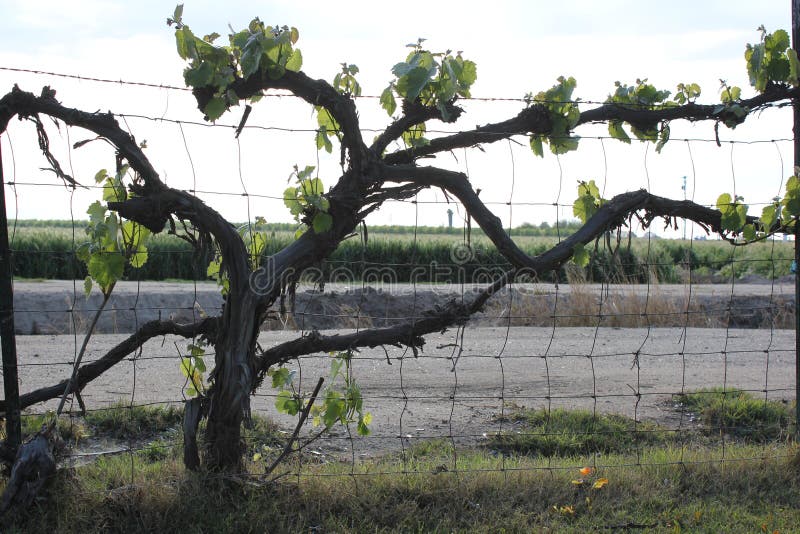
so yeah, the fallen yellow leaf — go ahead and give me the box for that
[592,477,609,489]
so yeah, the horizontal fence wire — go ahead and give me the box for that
[0,67,796,519]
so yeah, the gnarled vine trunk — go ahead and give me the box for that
[202,287,261,470]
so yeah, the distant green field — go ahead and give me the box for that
[6,220,794,283]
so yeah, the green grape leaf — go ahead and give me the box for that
[88,252,125,293]
[549,134,580,155]
[300,177,324,197]
[312,212,333,233]
[402,123,428,148]
[761,204,777,229]
[128,245,148,268]
[207,256,221,278]
[175,26,194,60]
[285,49,303,72]
[316,108,339,131]
[204,97,226,121]
[573,180,602,223]
[270,367,292,388]
[784,198,800,218]
[458,60,477,87]
[283,187,303,216]
[397,66,437,102]
[380,85,397,116]
[529,136,544,158]
[573,195,596,224]
[121,221,150,249]
[296,165,316,180]
[83,276,92,297]
[734,203,748,229]
[787,174,800,194]
[767,29,790,53]
[655,123,670,153]
[716,193,747,232]
[608,121,631,144]
[716,193,733,210]
[789,49,800,85]
[321,390,345,428]
[572,243,590,267]
[103,178,128,202]
[180,358,192,378]
[240,38,264,78]
[782,176,800,218]
[250,232,267,263]
[316,129,333,153]
[357,412,372,436]
[579,180,600,199]
[275,390,301,415]
[720,85,741,103]
[742,223,756,241]
[87,201,107,224]
[184,61,214,87]
[76,243,91,263]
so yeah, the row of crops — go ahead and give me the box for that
[8,224,793,284]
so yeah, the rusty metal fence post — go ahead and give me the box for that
[0,140,21,453]
[793,0,800,438]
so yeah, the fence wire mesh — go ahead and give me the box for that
[0,68,796,496]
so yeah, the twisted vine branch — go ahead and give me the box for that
[0,318,217,414]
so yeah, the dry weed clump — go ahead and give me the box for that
[477,261,800,329]
[484,287,722,328]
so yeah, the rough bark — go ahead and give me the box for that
[203,289,261,471]
[0,427,59,517]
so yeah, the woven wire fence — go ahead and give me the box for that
[0,67,796,490]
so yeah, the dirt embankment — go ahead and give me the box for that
[11,280,796,335]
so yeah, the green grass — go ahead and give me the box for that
[487,408,674,456]
[11,403,185,448]
[16,412,91,444]
[675,388,794,442]
[82,402,184,441]
[4,440,800,532]
[4,399,800,531]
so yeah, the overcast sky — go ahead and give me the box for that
[0,1,794,233]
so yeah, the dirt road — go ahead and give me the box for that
[14,326,795,456]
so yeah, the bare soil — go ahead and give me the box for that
[14,325,795,458]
